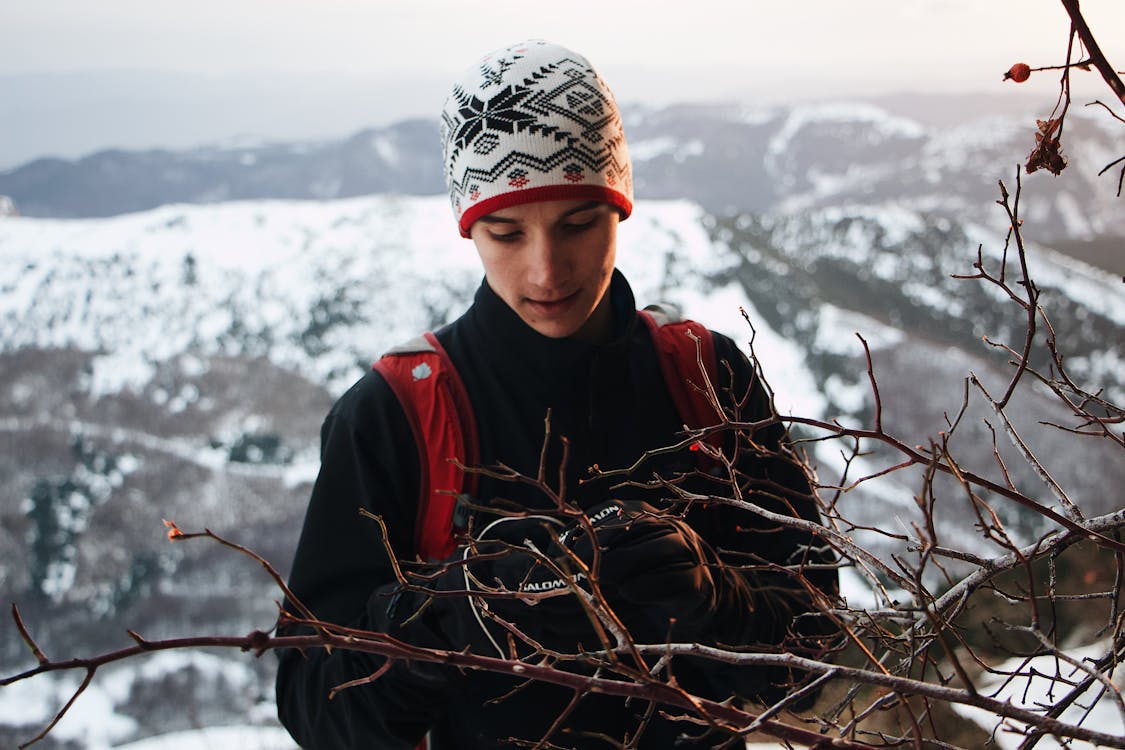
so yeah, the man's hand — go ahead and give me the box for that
[559,501,723,640]
[425,513,597,657]
[409,502,732,656]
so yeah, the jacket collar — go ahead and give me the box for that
[466,269,638,397]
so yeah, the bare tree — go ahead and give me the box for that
[1006,0,1125,193]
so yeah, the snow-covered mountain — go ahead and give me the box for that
[1,99,1122,748]
[3,98,1122,247]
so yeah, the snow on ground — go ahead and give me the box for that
[951,639,1124,749]
[766,103,925,170]
[0,651,269,750]
[628,136,705,163]
[0,670,137,748]
[113,726,297,750]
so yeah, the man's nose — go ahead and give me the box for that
[526,234,571,291]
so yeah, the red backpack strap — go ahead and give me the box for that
[372,332,479,562]
[638,306,724,452]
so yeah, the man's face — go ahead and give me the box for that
[469,199,618,342]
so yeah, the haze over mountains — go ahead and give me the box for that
[1,94,1122,749]
[4,95,1123,248]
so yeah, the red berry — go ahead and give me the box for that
[1007,63,1031,83]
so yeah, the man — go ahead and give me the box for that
[276,40,836,749]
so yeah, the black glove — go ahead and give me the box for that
[559,501,722,641]
[419,513,598,657]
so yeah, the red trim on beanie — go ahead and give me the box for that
[458,184,633,238]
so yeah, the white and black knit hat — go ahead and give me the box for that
[440,40,633,237]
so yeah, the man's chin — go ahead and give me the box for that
[526,318,583,339]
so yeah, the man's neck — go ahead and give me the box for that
[570,291,613,345]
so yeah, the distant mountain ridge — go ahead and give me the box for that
[2,97,1122,247]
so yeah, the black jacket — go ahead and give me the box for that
[276,271,835,749]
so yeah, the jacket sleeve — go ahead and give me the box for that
[685,332,840,707]
[274,370,454,750]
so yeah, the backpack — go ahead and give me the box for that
[372,305,723,563]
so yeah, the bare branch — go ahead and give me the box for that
[1060,0,1125,105]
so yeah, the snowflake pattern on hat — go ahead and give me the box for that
[441,40,634,237]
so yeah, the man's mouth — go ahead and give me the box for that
[526,289,580,315]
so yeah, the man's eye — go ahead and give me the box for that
[564,218,596,233]
[489,231,522,242]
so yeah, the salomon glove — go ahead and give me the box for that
[425,512,597,657]
[560,501,721,640]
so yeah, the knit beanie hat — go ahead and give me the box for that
[440,40,634,237]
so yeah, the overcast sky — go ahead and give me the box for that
[2,0,1124,166]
